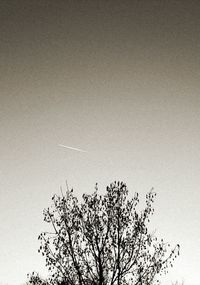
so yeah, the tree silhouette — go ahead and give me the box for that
[26,272,49,285]
[28,181,179,285]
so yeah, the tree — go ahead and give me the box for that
[171,282,184,285]
[26,272,49,285]
[29,181,180,285]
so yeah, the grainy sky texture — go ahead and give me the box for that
[0,1,200,284]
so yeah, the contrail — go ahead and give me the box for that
[58,144,87,153]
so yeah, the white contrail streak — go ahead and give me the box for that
[58,144,87,153]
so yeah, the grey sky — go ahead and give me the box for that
[0,1,200,284]
[58,144,87,152]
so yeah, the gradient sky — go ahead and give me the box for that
[0,1,200,284]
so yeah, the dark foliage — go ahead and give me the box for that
[28,181,179,285]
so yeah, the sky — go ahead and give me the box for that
[0,0,200,284]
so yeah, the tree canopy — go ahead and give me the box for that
[28,181,179,285]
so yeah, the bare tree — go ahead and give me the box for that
[28,181,180,285]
